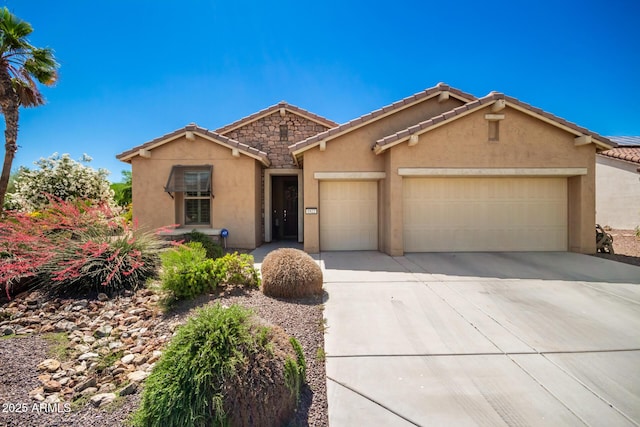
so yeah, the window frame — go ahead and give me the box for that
[164,165,213,226]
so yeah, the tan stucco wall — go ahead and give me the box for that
[131,135,261,249]
[596,156,640,229]
[386,107,597,254]
[300,101,598,254]
[302,96,464,252]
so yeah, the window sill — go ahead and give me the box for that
[158,227,222,236]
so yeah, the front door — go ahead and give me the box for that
[272,176,298,240]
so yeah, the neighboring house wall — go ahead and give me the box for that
[131,135,261,249]
[596,156,640,229]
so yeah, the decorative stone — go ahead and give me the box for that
[98,383,116,393]
[90,392,116,407]
[97,293,109,302]
[37,358,62,373]
[2,327,15,336]
[44,393,61,404]
[94,324,113,338]
[74,376,97,392]
[43,380,62,392]
[31,393,45,402]
[78,352,99,361]
[118,382,137,396]
[80,386,98,396]
[133,354,148,365]
[29,387,44,398]
[127,371,149,382]
[52,371,67,380]
[54,320,77,332]
[121,354,135,365]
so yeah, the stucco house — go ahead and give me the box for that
[596,136,640,229]
[116,83,615,255]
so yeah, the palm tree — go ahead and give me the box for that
[0,7,58,212]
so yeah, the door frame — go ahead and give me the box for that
[264,168,303,243]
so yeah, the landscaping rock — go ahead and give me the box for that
[89,392,116,408]
[74,377,97,393]
[120,353,135,365]
[37,358,62,373]
[118,382,137,396]
[43,380,62,393]
[127,370,149,382]
[94,324,112,338]
[78,352,99,361]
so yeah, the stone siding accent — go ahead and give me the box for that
[223,111,331,168]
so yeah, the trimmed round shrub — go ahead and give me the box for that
[261,248,323,298]
[131,304,306,427]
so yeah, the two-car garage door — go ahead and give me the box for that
[403,177,568,252]
[318,177,568,252]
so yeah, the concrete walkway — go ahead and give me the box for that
[322,252,640,426]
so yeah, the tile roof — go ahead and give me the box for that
[288,83,476,155]
[373,91,616,153]
[115,123,270,166]
[598,147,640,165]
[214,101,338,135]
[607,136,640,147]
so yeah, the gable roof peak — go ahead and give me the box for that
[288,82,476,156]
[215,101,337,134]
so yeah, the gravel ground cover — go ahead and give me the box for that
[593,229,640,267]
[0,286,327,427]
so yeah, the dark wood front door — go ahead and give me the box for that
[272,176,298,240]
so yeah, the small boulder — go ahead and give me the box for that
[37,359,61,373]
[90,392,116,408]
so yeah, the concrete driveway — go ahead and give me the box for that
[322,252,640,426]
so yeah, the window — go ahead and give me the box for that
[280,124,288,141]
[165,165,212,226]
[184,170,211,225]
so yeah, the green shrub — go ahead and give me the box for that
[160,242,216,299]
[261,248,323,298]
[160,248,259,300]
[213,252,260,288]
[131,304,305,427]
[185,229,223,259]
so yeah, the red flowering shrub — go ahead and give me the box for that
[0,197,166,299]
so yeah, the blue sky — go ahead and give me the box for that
[3,0,639,183]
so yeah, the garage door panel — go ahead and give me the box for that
[320,181,378,251]
[403,178,567,252]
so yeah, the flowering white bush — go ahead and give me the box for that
[7,153,114,211]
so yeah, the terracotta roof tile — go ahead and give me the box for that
[288,82,476,154]
[116,124,270,166]
[214,101,337,134]
[598,147,640,165]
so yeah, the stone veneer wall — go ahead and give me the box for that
[221,110,331,242]
[223,111,331,168]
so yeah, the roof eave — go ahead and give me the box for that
[116,129,271,167]
[289,87,465,156]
